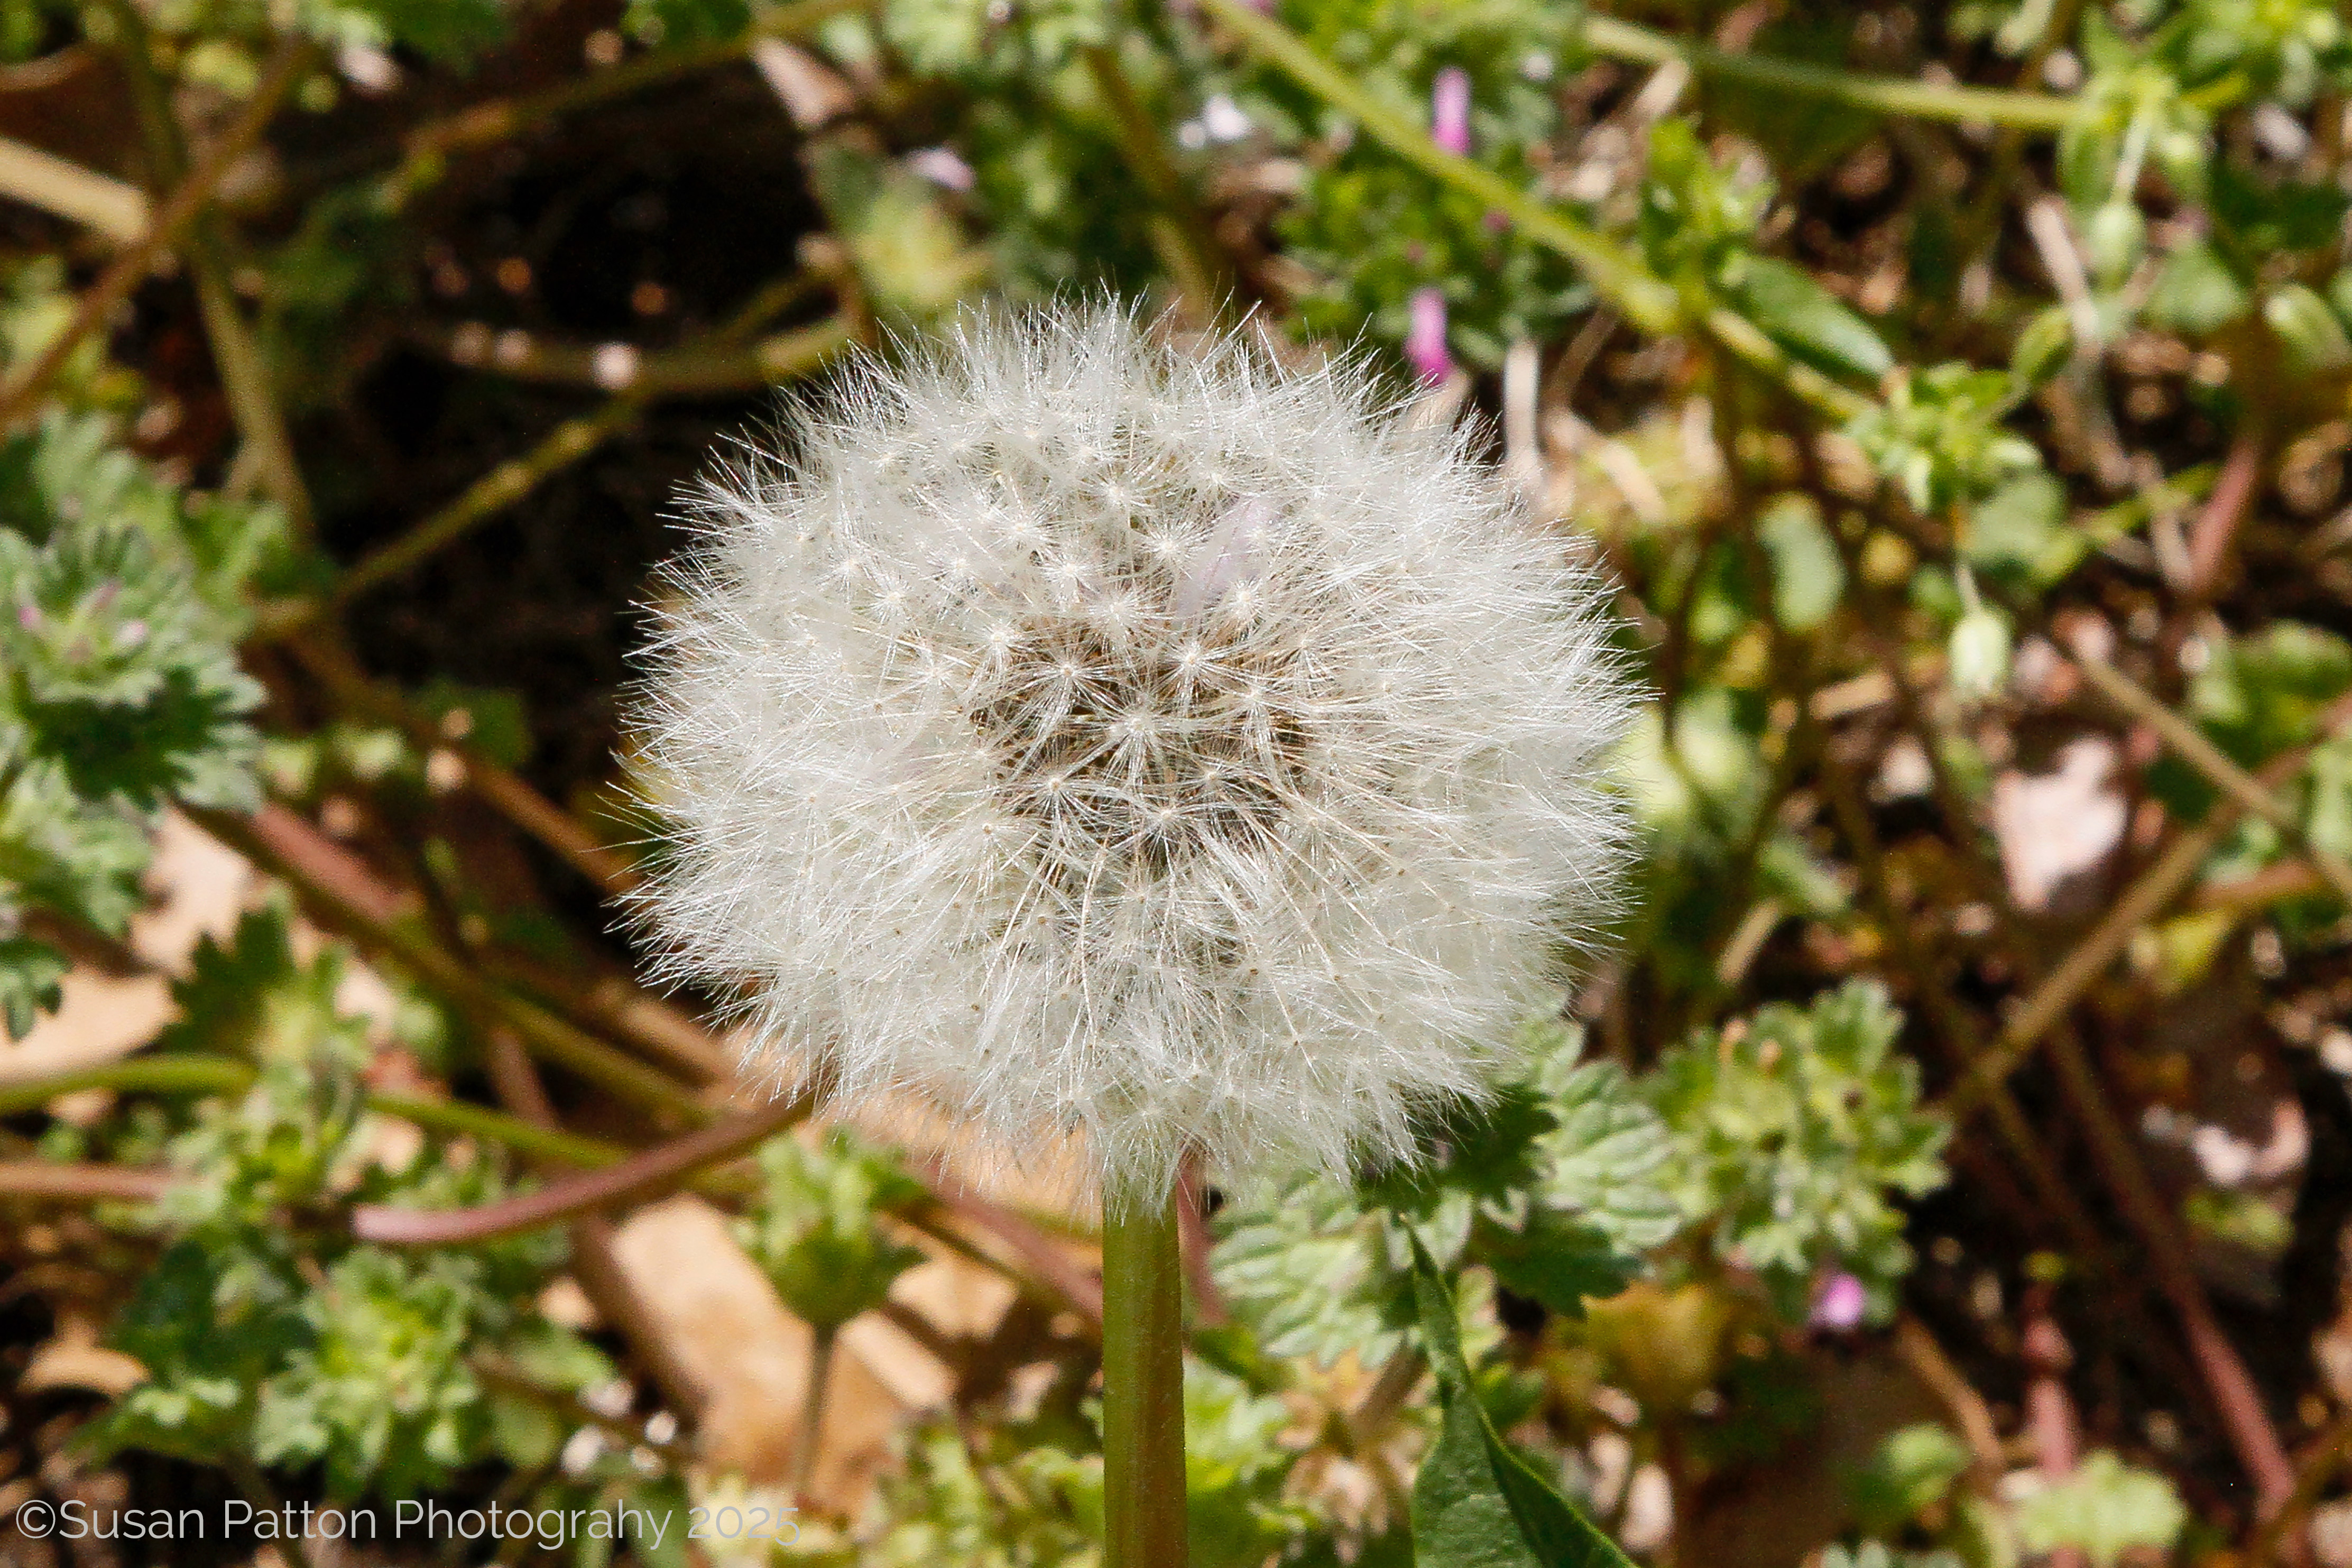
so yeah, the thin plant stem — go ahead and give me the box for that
[479,1029,716,1422]
[0,32,312,430]
[393,0,871,173]
[102,2,318,537]
[1101,1187,1189,1568]
[0,1053,630,1167]
[256,288,848,635]
[191,804,714,1121]
[225,1456,316,1568]
[792,1323,838,1503]
[0,1161,173,1201]
[1811,719,2111,1260]
[0,1053,253,1115]
[1080,41,1233,319]
[2043,1025,2295,1510]
[2070,650,2352,905]
[1193,0,1676,335]
[1936,693,2352,1120]
[1197,0,1883,420]
[351,1092,808,1246]
[0,135,147,241]
[1579,15,2082,129]
[2252,1405,2352,1566]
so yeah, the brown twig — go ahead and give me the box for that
[477,1029,714,1415]
[2023,1286,2088,1568]
[399,314,850,396]
[395,0,870,171]
[2071,650,2352,905]
[1814,722,2109,1258]
[2044,1024,2295,1511]
[0,135,148,241]
[192,804,714,1120]
[2252,1405,2352,1567]
[352,1091,809,1246]
[1894,1316,2005,1483]
[2186,427,2266,598]
[1943,692,2352,1119]
[0,34,313,430]
[0,1161,172,1203]
[912,1170,1106,1329]
[269,630,648,905]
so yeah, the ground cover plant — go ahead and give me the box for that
[1,0,2351,1564]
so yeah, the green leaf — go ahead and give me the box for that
[2008,305,2074,392]
[2190,621,2352,768]
[1185,1361,1323,1566]
[300,0,510,60]
[1964,471,2083,591]
[1758,495,1846,633]
[1730,256,1893,383]
[1361,1081,1557,1217]
[1646,981,1949,1320]
[1481,1207,1638,1319]
[2146,240,2250,335]
[1525,1018,1682,1258]
[1847,1423,1973,1537]
[2014,1452,2187,1568]
[1410,1233,1635,1568]
[735,1129,927,1331]
[2265,282,2352,372]
[2210,165,2351,256]
[0,931,65,1038]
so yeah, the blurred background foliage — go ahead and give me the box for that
[2,0,2352,1562]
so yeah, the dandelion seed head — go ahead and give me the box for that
[628,302,1637,1207]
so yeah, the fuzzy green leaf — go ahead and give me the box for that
[1410,1233,1635,1568]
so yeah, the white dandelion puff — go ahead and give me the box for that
[626,302,1638,1209]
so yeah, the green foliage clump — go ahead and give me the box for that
[0,415,274,1035]
[1646,981,1949,1321]
[81,911,590,1504]
[2014,1452,2188,1568]
[1255,0,1588,366]
[1214,1014,1678,1364]
[736,1129,927,1331]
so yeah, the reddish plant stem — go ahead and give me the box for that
[353,1091,809,1246]
[2185,426,2266,598]
[1942,690,2352,1119]
[2043,1025,2295,1513]
[1812,725,2108,1257]
[193,804,711,1119]
[2023,1286,2087,1568]
[2253,1406,2352,1567]
[913,1164,1106,1328]
[1175,1158,1228,1326]
[478,1030,713,1427]
[0,1161,172,1202]
[1895,1316,2005,1484]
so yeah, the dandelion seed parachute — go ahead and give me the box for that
[627,302,1637,1208]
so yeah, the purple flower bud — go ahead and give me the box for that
[1431,67,1471,156]
[16,603,39,631]
[1405,288,1454,384]
[1811,1272,1869,1331]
